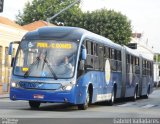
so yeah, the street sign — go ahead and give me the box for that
[0,0,4,12]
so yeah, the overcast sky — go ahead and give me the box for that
[0,0,160,52]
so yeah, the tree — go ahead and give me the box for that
[73,9,132,45]
[16,0,82,25]
[16,1,132,45]
[154,54,160,62]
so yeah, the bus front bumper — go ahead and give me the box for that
[10,88,76,104]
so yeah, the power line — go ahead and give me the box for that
[46,0,81,23]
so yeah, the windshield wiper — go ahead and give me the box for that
[24,56,40,78]
[42,51,58,80]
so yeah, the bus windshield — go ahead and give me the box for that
[14,40,78,79]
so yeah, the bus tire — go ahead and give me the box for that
[78,90,90,110]
[29,101,41,109]
[108,89,115,106]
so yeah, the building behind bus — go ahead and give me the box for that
[0,17,55,94]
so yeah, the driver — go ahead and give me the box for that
[64,56,73,72]
[56,56,73,77]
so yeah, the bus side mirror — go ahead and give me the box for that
[8,41,20,55]
[11,57,15,67]
[8,43,13,55]
[81,47,87,60]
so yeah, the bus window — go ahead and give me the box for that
[105,47,109,59]
[114,50,117,60]
[86,41,91,55]
[117,50,122,71]
[91,42,94,55]
[136,58,139,66]
[16,49,25,67]
[126,54,130,73]
[126,54,130,64]
[142,60,147,75]
[131,56,135,65]
[98,45,104,71]
[93,43,97,56]
[104,47,106,59]
[117,50,121,61]
[108,48,111,59]
[150,62,153,76]
[135,57,140,74]
[94,56,99,70]
[111,49,115,60]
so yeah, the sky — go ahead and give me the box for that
[0,0,160,53]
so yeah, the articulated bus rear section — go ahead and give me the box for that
[122,47,153,101]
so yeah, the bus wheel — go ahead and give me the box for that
[78,90,90,110]
[108,89,115,106]
[29,101,41,109]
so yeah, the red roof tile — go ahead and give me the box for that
[0,16,24,30]
[23,20,56,31]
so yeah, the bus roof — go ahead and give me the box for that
[82,30,122,50]
[140,53,153,61]
[23,26,87,41]
[23,26,152,60]
[23,26,122,50]
[123,45,140,57]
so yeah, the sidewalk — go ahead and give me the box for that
[0,93,9,99]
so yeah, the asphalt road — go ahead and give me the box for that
[0,88,160,119]
[0,89,160,118]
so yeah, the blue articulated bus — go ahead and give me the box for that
[9,26,154,110]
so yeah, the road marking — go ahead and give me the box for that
[141,104,155,109]
[117,103,157,109]
[117,102,135,107]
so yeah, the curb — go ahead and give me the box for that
[0,94,9,99]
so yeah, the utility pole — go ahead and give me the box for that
[0,0,4,12]
[46,0,81,23]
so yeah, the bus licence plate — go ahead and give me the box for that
[33,94,44,99]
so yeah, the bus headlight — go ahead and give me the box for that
[62,84,73,91]
[11,82,16,87]
[65,85,72,90]
[11,82,19,88]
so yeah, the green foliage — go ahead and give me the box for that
[69,9,132,45]
[154,55,160,62]
[16,0,132,45]
[16,0,82,25]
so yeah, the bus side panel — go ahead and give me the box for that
[106,72,122,99]
[150,76,154,93]
[141,75,154,95]
[76,70,123,104]
[125,74,140,97]
[141,76,148,95]
[76,71,99,104]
